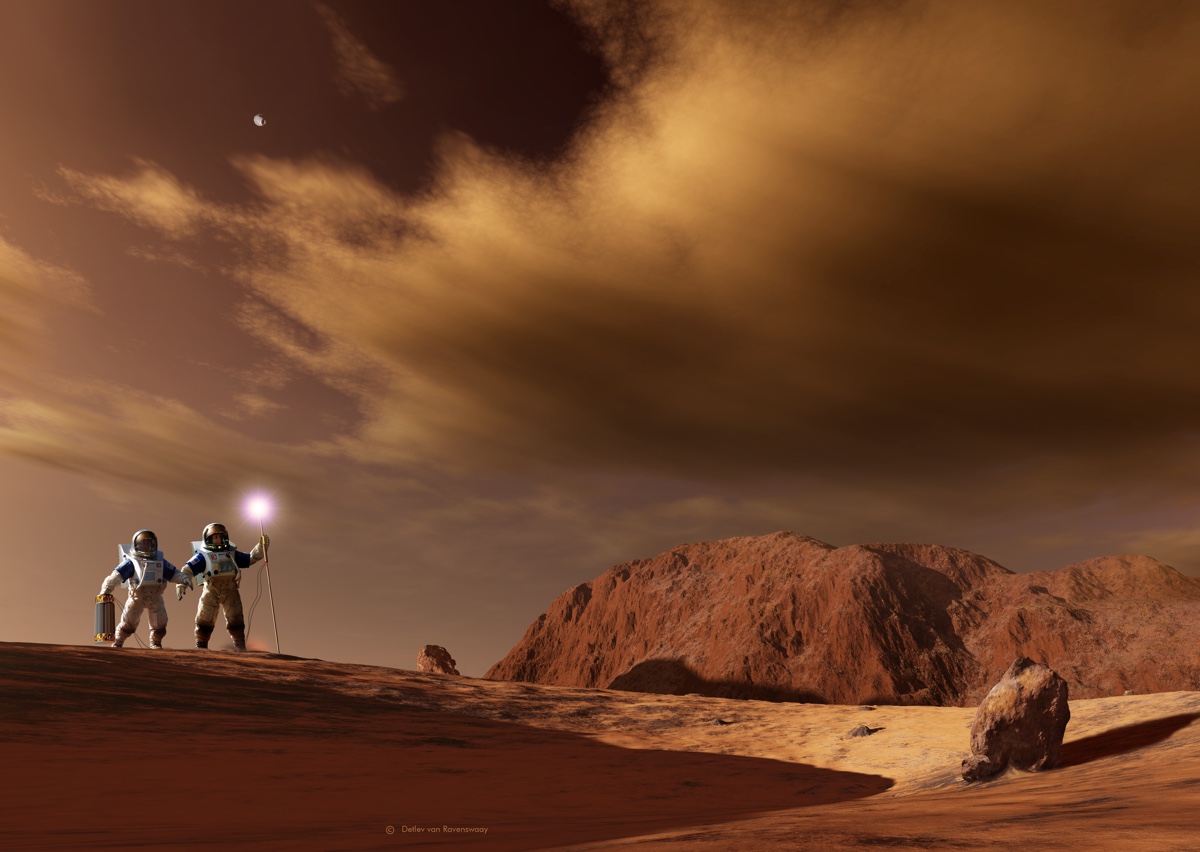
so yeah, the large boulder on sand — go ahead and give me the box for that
[417,645,460,676]
[961,656,1070,781]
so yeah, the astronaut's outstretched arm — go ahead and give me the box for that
[174,566,196,600]
[248,535,270,565]
[99,570,122,596]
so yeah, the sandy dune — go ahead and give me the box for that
[2,642,1198,850]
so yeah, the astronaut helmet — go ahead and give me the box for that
[202,522,233,552]
[132,529,157,558]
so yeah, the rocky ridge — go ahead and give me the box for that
[485,532,1200,706]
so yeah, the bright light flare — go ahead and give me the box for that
[245,494,273,522]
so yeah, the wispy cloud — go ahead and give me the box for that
[0,235,94,368]
[0,378,313,499]
[57,158,215,239]
[312,1,404,110]
[124,244,208,274]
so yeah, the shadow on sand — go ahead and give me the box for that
[0,642,893,852]
[1059,712,1200,767]
[608,657,830,702]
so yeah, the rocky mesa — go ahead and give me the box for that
[485,531,1200,706]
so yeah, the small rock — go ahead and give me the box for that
[847,724,877,738]
[961,656,1070,782]
[712,718,733,726]
[1124,689,1134,696]
[961,754,998,780]
[417,644,460,676]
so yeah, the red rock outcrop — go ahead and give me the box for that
[417,644,460,675]
[485,532,1200,706]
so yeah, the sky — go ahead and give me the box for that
[3,0,1200,677]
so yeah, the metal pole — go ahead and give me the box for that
[259,517,281,655]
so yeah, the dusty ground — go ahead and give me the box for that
[2,641,1198,850]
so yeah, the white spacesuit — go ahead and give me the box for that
[99,530,193,649]
[180,522,267,651]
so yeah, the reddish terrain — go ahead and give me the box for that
[487,532,1200,706]
[2,642,1198,850]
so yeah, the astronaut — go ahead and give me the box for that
[179,522,267,651]
[100,530,193,649]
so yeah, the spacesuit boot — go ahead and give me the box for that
[195,622,214,649]
[229,623,247,652]
[112,625,133,649]
[150,627,166,650]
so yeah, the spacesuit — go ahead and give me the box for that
[180,522,267,651]
[100,530,193,649]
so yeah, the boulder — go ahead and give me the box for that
[961,656,1070,781]
[417,645,460,676]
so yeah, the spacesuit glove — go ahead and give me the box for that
[177,584,187,601]
[181,569,195,590]
[250,537,268,563]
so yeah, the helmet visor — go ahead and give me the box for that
[204,525,229,549]
[134,533,157,555]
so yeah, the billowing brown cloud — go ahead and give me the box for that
[21,0,1200,578]
[256,0,1200,487]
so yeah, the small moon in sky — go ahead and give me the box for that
[253,114,266,127]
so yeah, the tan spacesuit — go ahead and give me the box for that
[100,530,193,649]
[179,522,266,650]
